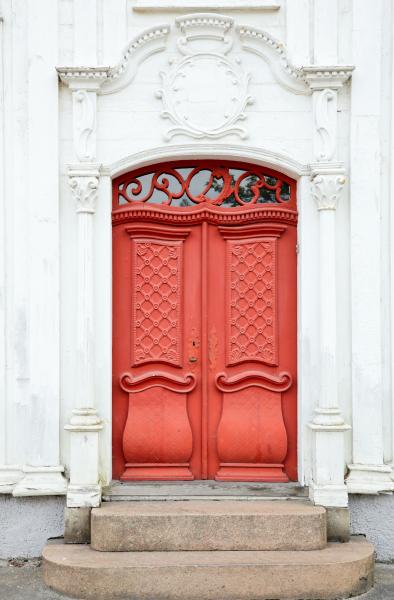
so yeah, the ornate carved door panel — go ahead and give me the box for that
[112,161,297,481]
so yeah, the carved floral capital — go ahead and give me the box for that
[69,168,100,214]
[311,171,346,211]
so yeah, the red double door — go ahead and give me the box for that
[113,206,297,482]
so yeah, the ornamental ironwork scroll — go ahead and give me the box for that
[115,162,293,209]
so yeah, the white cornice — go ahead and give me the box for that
[131,0,281,11]
[57,25,170,94]
[57,67,110,90]
[303,66,354,90]
[56,17,354,99]
[176,13,234,28]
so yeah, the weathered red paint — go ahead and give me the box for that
[112,160,298,481]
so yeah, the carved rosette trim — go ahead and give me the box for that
[69,173,100,214]
[311,173,346,212]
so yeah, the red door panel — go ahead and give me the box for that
[112,161,298,482]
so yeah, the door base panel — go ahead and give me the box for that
[215,464,289,482]
[121,465,194,481]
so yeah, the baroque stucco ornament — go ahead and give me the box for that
[311,172,346,211]
[156,15,254,140]
[69,172,100,213]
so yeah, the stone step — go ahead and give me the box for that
[43,537,374,600]
[91,500,326,551]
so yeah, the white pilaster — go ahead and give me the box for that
[346,1,394,494]
[65,165,103,508]
[101,0,127,66]
[0,0,25,493]
[0,9,5,473]
[0,0,66,496]
[74,0,97,66]
[305,67,353,507]
[57,67,107,507]
[285,0,310,65]
[391,1,394,482]
[1,0,30,489]
[313,0,338,65]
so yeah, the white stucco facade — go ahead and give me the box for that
[1,0,394,557]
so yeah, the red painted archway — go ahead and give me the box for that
[112,160,298,481]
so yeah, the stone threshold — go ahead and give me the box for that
[102,480,308,501]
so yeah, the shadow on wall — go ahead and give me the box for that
[350,495,394,562]
[0,496,65,559]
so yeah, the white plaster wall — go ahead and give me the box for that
[350,496,394,562]
[0,497,65,559]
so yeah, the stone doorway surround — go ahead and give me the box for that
[4,6,391,511]
[55,10,361,512]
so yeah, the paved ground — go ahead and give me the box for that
[0,559,394,599]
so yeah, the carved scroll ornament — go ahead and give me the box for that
[120,371,197,393]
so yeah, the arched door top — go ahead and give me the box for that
[112,160,297,227]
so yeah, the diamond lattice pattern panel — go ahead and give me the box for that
[132,241,182,366]
[228,239,277,365]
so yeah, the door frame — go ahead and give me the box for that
[94,143,316,489]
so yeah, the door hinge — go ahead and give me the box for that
[296,243,300,254]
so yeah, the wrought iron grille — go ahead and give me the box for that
[115,162,294,209]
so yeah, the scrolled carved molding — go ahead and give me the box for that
[215,370,292,393]
[156,14,253,140]
[69,168,100,214]
[120,371,197,393]
[237,25,308,95]
[156,54,253,140]
[106,25,170,85]
[73,90,96,161]
[311,171,346,211]
[314,88,336,162]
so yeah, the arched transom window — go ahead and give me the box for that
[113,160,296,210]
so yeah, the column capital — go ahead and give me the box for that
[68,164,101,214]
[304,65,354,91]
[310,166,346,211]
[57,67,109,91]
